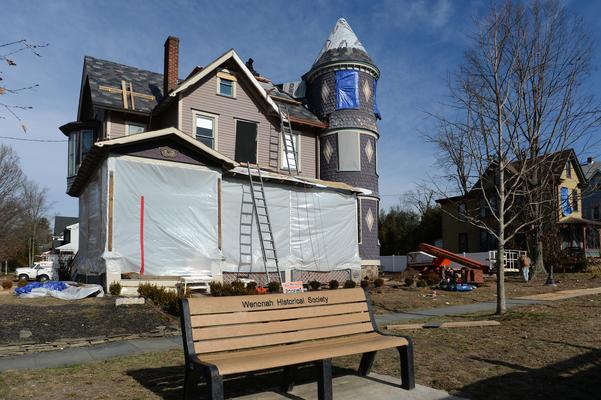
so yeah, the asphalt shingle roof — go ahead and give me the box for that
[84,56,164,113]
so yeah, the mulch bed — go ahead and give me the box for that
[0,295,175,345]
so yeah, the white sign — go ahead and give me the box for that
[282,281,304,294]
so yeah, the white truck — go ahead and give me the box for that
[15,261,55,282]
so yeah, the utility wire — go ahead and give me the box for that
[0,136,66,143]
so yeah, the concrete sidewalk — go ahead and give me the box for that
[0,336,181,372]
[375,298,541,325]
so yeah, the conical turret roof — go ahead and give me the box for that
[312,18,375,70]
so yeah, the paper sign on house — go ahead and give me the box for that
[282,281,304,293]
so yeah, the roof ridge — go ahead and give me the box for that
[84,55,163,77]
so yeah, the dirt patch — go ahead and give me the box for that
[0,295,175,345]
[370,272,601,313]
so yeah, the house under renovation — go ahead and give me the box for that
[60,19,381,288]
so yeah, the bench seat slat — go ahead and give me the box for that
[190,302,369,327]
[195,322,374,354]
[188,288,365,315]
[200,333,409,375]
[193,312,371,340]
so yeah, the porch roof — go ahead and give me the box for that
[558,215,601,226]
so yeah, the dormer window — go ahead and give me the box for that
[217,71,236,97]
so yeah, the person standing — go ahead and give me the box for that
[519,254,531,282]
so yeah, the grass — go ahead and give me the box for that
[1,284,599,399]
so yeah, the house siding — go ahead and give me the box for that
[179,70,317,177]
[558,159,583,219]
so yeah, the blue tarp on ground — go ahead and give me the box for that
[336,70,360,110]
[15,281,68,295]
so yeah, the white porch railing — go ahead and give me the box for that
[488,250,528,272]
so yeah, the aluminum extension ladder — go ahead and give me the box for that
[279,104,298,175]
[246,164,282,284]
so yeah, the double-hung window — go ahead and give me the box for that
[195,114,216,148]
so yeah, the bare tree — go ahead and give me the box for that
[0,39,48,132]
[0,144,24,260]
[403,183,438,215]
[431,1,600,314]
[21,179,49,266]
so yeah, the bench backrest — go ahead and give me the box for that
[181,288,375,356]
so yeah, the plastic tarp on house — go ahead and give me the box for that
[77,156,360,279]
[336,70,360,110]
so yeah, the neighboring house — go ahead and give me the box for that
[436,149,601,258]
[59,19,382,287]
[581,157,601,221]
[52,216,78,250]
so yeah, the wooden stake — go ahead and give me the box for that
[121,80,129,109]
[108,171,114,251]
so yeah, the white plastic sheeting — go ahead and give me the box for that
[75,155,361,279]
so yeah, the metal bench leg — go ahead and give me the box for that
[281,365,297,392]
[317,359,333,400]
[183,369,196,399]
[203,365,224,400]
[358,351,376,376]
[398,344,415,390]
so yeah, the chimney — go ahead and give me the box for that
[163,36,179,96]
[588,157,594,165]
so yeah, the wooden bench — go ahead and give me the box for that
[180,288,415,399]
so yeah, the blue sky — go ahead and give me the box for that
[2,0,601,220]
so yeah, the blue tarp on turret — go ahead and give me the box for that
[336,70,360,110]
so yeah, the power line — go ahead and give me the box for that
[0,136,66,143]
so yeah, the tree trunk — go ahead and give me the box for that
[497,164,507,315]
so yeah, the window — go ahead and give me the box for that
[219,79,234,96]
[594,205,600,220]
[234,120,257,163]
[479,199,486,217]
[126,122,146,135]
[458,233,468,253]
[566,160,572,178]
[337,132,361,171]
[572,189,579,212]
[560,186,572,216]
[216,71,236,97]
[458,203,467,222]
[67,129,96,177]
[195,114,216,148]
[281,131,299,171]
[335,70,359,110]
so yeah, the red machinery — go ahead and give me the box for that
[413,243,487,285]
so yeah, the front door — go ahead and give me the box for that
[234,120,257,163]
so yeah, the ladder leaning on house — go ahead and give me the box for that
[279,104,299,175]
[246,164,283,284]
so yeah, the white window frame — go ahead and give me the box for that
[216,70,237,98]
[281,130,301,172]
[125,121,146,136]
[192,110,219,149]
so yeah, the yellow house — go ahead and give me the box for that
[436,149,599,257]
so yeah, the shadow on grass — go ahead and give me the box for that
[127,364,362,399]
[459,348,601,400]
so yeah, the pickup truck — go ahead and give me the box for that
[16,261,55,282]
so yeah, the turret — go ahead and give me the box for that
[304,18,381,268]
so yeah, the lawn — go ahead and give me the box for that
[1,295,599,399]
[370,272,601,313]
